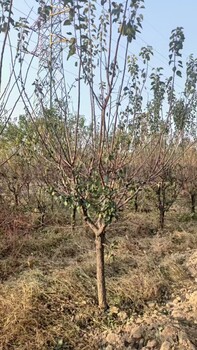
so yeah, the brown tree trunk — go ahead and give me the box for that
[159,208,165,230]
[134,192,138,212]
[14,192,19,207]
[71,206,77,230]
[191,193,196,214]
[157,185,165,230]
[95,231,108,310]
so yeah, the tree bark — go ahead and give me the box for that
[14,192,19,207]
[159,207,165,230]
[95,231,108,310]
[157,185,165,230]
[71,206,77,230]
[191,193,196,214]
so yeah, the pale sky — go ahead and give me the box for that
[1,0,197,120]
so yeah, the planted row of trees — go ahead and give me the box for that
[1,118,197,220]
[1,0,197,309]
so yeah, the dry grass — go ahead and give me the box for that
[0,268,96,350]
[0,211,196,349]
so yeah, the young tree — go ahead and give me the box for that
[0,120,32,208]
[180,146,197,214]
[17,0,151,310]
[15,3,197,309]
[154,163,181,229]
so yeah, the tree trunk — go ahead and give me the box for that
[157,185,165,230]
[14,193,19,207]
[71,206,77,230]
[134,192,138,212]
[191,193,196,214]
[95,232,108,310]
[51,196,54,212]
[159,207,165,230]
[40,213,45,226]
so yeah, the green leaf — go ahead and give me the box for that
[67,40,76,60]
[176,70,182,77]
[64,19,71,26]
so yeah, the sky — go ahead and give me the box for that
[143,0,197,57]
[1,0,197,120]
[141,1,197,81]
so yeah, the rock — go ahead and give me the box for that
[185,293,190,300]
[171,310,185,320]
[189,345,196,350]
[130,326,144,339]
[147,302,155,308]
[135,318,143,324]
[160,341,171,350]
[172,296,181,304]
[123,325,144,346]
[166,301,174,308]
[110,306,119,315]
[105,346,113,350]
[146,339,157,348]
[178,331,187,344]
[178,331,196,350]
[139,338,144,347]
[161,325,177,341]
[118,311,128,321]
[106,332,121,345]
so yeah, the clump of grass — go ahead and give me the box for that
[0,226,94,281]
[0,270,47,350]
[178,212,197,222]
[108,269,170,312]
[171,230,197,251]
[160,257,188,283]
[0,267,99,350]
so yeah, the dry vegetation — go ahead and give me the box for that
[0,204,197,350]
[1,1,197,349]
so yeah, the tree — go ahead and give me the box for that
[14,3,197,309]
[17,0,151,310]
[154,163,181,229]
[180,146,197,214]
